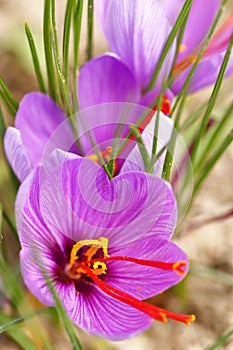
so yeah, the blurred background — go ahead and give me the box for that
[0,1,232,349]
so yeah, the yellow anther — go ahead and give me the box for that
[93,261,107,275]
[179,43,187,53]
[69,237,110,267]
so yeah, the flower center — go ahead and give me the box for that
[65,237,195,326]
[86,146,113,165]
[67,237,110,278]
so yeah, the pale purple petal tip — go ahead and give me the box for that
[104,0,175,89]
[4,127,31,181]
[15,92,68,166]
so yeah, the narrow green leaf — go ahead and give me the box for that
[171,1,228,117]
[194,128,233,197]
[146,0,192,92]
[43,0,57,101]
[25,23,47,93]
[191,263,233,287]
[191,33,233,165]
[2,208,19,242]
[0,313,39,350]
[162,94,188,181]
[129,125,151,171]
[86,0,94,61]
[0,78,18,115]
[73,0,84,109]
[0,308,49,333]
[43,270,83,350]
[106,159,116,178]
[0,256,23,307]
[204,328,233,350]
[0,103,6,142]
[50,0,72,115]
[195,102,233,172]
[63,0,74,83]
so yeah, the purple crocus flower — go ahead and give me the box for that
[4,87,172,182]
[17,149,194,340]
[95,0,233,95]
[3,67,142,183]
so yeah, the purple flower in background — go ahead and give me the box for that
[17,150,194,340]
[95,0,175,106]
[166,1,233,93]
[95,0,233,95]
[4,52,144,182]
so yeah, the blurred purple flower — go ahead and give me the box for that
[4,92,173,182]
[95,0,233,95]
[17,150,194,340]
[4,52,144,182]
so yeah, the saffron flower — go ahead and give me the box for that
[4,93,173,181]
[17,150,194,340]
[95,0,233,96]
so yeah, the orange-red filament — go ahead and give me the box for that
[67,238,195,326]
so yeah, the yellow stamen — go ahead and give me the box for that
[69,237,110,276]
[179,43,187,53]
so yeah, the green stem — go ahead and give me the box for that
[43,0,57,101]
[25,23,46,93]
[0,78,18,115]
[171,1,228,117]
[86,0,94,61]
[62,0,74,84]
[193,128,233,197]
[146,0,192,92]
[191,33,233,165]
[73,0,84,110]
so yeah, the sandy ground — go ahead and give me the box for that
[0,1,232,349]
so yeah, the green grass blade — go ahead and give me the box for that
[191,263,233,287]
[190,34,233,165]
[43,271,83,350]
[63,0,74,83]
[25,23,47,93]
[193,128,233,197]
[162,94,188,181]
[43,0,57,101]
[0,78,18,115]
[0,312,39,350]
[73,0,84,109]
[86,0,94,61]
[0,308,49,333]
[204,328,233,350]
[50,0,72,114]
[146,0,192,92]
[129,125,151,171]
[171,0,228,117]
[195,102,233,172]
[2,208,19,242]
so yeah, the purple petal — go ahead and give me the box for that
[204,13,233,57]
[107,236,188,299]
[172,50,233,94]
[163,0,220,61]
[74,102,152,164]
[15,93,76,166]
[38,150,176,247]
[15,161,75,251]
[20,249,55,306]
[4,127,31,181]
[94,0,108,24]
[121,113,174,175]
[78,54,140,109]
[63,283,153,341]
[103,0,175,90]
